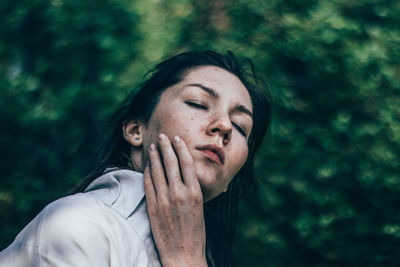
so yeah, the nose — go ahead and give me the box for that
[206,113,232,145]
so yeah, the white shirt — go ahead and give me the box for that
[0,169,161,267]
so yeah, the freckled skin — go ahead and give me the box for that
[135,66,253,202]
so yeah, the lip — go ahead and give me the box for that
[196,144,225,165]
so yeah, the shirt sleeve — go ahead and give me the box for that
[0,195,117,267]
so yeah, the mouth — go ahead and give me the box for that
[196,144,225,165]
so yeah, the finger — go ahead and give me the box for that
[143,162,157,202]
[158,133,182,190]
[171,135,198,187]
[148,143,169,198]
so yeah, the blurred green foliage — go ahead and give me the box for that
[1,0,399,266]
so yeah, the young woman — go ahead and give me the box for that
[0,51,271,266]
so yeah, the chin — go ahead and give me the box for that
[195,163,218,185]
[202,188,223,203]
[195,170,215,200]
[194,158,226,201]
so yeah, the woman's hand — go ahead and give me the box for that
[143,133,207,267]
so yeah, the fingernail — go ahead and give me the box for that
[158,133,166,141]
[173,135,181,143]
[149,143,155,151]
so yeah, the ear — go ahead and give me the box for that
[122,120,144,147]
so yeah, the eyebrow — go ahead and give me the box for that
[187,83,219,98]
[186,83,253,119]
[235,104,253,118]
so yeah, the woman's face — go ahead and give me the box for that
[140,66,253,202]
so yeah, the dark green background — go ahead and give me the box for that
[1,0,399,266]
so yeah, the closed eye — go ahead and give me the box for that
[185,101,208,110]
[232,122,247,137]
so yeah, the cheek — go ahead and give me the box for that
[150,109,179,135]
[158,111,205,139]
[161,115,191,136]
[229,142,249,173]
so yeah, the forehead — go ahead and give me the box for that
[174,66,253,110]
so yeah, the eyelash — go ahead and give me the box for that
[186,101,208,110]
[186,101,247,137]
[233,123,247,137]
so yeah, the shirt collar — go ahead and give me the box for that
[84,169,145,219]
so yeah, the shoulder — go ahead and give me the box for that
[8,194,105,246]
[44,193,103,220]
[40,194,117,266]
[0,194,113,266]
[40,194,109,244]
